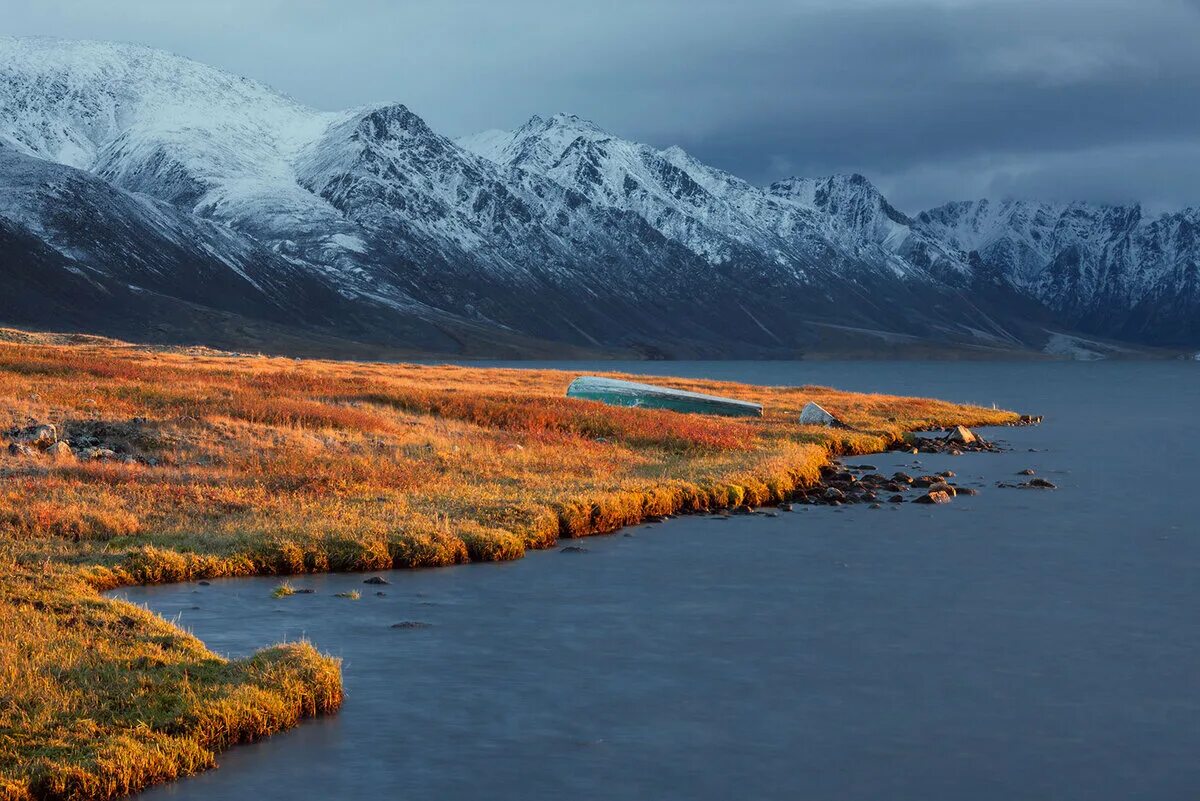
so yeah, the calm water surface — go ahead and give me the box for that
[120,362,1200,801]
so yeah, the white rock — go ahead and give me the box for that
[799,401,841,426]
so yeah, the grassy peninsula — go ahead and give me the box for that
[0,330,1018,800]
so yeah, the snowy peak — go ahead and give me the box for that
[770,173,911,226]
[0,36,323,170]
[459,111,617,176]
[350,102,437,142]
[913,198,1200,342]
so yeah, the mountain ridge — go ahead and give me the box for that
[1,37,1194,357]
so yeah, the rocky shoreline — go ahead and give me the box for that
[706,418,1050,514]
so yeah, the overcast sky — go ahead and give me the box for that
[4,0,1198,212]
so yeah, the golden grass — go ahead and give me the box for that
[0,329,1018,799]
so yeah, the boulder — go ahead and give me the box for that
[823,487,846,501]
[892,472,914,484]
[888,494,906,503]
[11,423,57,449]
[913,490,953,505]
[46,441,73,460]
[799,401,842,427]
[1023,478,1057,489]
[7,442,33,457]
[928,481,956,496]
[363,576,390,585]
[946,425,976,445]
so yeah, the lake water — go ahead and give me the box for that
[118,362,1200,801]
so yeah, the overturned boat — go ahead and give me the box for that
[566,376,763,418]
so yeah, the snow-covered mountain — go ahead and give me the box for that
[916,200,1200,345]
[1,37,1194,356]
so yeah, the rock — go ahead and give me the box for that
[913,490,953,505]
[1023,478,1057,489]
[823,487,845,501]
[928,481,957,496]
[938,470,955,478]
[46,441,73,460]
[949,449,962,456]
[848,464,877,471]
[946,425,977,445]
[25,424,58,448]
[391,621,432,629]
[293,588,315,594]
[81,447,118,461]
[1018,469,1036,476]
[6,442,33,457]
[888,494,906,503]
[869,503,882,509]
[799,401,842,427]
[375,591,388,597]
[363,576,390,585]
[779,503,794,512]
[733,505,755,515]
[956,487,979,496]
[560,545,589,553]
[892,472,914,484]
[5,423,57,449]
[645,515,666,523]
[197,581,211,586]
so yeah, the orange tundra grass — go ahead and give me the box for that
[0,329,1018,800]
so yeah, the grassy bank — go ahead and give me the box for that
[0,330,1018,799]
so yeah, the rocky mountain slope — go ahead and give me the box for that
[915,200,1200,345]
[1,37,1194,357]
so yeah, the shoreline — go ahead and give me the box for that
[0,334,1023,801]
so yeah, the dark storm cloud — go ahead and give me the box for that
[3,0,1198,212]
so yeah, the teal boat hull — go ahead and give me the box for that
[566,376,763,418]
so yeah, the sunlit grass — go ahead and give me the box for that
[0,328,1019,799]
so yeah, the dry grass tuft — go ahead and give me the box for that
[0,330,1018,799]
